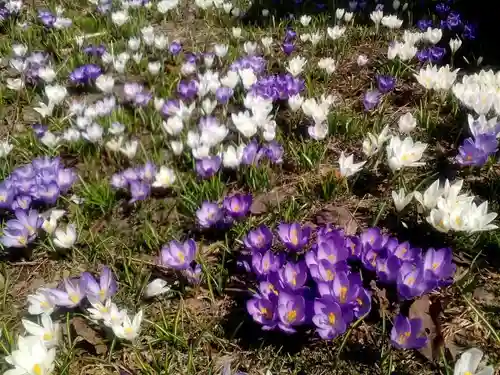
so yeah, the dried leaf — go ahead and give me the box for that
[250,187,294,215]
[409,295,443,362]
[472,287,496,306]
[315,205,358,235]
[72,317,107,355]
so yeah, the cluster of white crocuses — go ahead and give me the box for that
[42,209,78,249]
[392,178,498,233]
[452,69,500,116]
[337,112,427,178]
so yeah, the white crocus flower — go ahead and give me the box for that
[119,139,138,159]
[398,112,417,133]
[308,123,328,140]
[317,58,336,74]
[222,144,244,168]
[370,10,384,26]
[53,224,77,249]
[357,55,368,66]
[82,123,103,143]
[238,68,257,89]
[232,27,242,38]
[288,94,304,112]
[335,8,345,19]
[105,137,124,152]
[213,43,228,58]
[162,116,184,136]
[112,310,143,342]
[145,279,171,298]
[0,141,13,157]
[381,15,403,29]
[37,66,56,83]
[40,132,60,148]
[45,84,67,106]
[392,188,414,212]
[414,179,442,211]
[300,14,312,26]
[338,152,366,177]
[286,56,307,77]
[5,336,56,375]
[127,37,141,51]
[87,299,115,322]
[41,209,66,235]
[6,77,25,90]
[27,288,56,316]
[449,37,462,54]
[232,111,257,138]
[170,140,184,155]
[386,135,427,171]
[243,41,258,55]
[453,348,494,375]
[22,315,60,349]
[152,166,176,188]
[111,10,129,26]
[326,25,346,40]
[34,102,54,118]
[95,74,115,93]
[467,201,498,233]
[423,27,442,45]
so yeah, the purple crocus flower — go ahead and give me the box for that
[252,250,284,277]
[56,168,77,193]
[48,278,85,307]
[279,261,308,290]
[12,196,32,211]
[196,201,223,228]
[244,225,273,252]
[345,235,362,260]
[277,292,306,333]
[376,75,396,94]
[316,236,349,265]
[397,263,427,300]
[80,266,117,303]
[282,42,295,56]
[0,223,30,248]
[247,295,278,330]
[183,264,202,285]
[241,141,263,166]
[360,227,384,250]
[376,255,401,283]
[195,156,221,178]
[312,299,347,339]
[0,184,15,209]
[129,180,151,203]
[169,41,182,55]
[390,315,427,349]
[423,247,456,286]
[69,64,102,84]
[354,287,372,318]
[159,239,197,270]
[83,44,106,57]
[416,48,430,63]
[417,19,433,32]
[363,90,381,111]
[392,241,421,263]
[32,123,48,138]
[223,193,252,218]
[14,209,42,238]
[215,87,234,104]
[429,47,446,63]
[448,12,463,30]
[285,29,296,41]
[456,134,498,167]
[277,222,311,251]
[177,79,199,100]
[263,142,284,163]
[111,173,128,189]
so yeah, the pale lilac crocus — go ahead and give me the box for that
[80,266,118,303]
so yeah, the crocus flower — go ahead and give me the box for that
[312,298,347,339]
[277,292,306,333]
[277,223,311,251]
[454,348,494,375]
[195,156,221,178]
[159,239,197,270]
[423,247,456,286]
[48,278,84,307]
[263,141,284,163]
[183,264,202,285]
[316,236,349,264]
[196,201,223,228]
[177,79,199,100]
[169,41,182,55]
[363,90,381,111]
[223,193,252,218]
[279,261,308,290]
[390,315,427,349]
[215,87,234,104]
[376,75,396,93]
[360,227,384,250]
[112,310,143,342]
[80,266,118,303]
[247,295,278,330]
[252,250,284,277]
[244,225,273,252]
[129,181,151,203]
[397,263,427,300]
[281,42,295,56]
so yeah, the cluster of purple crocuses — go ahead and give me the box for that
[110,162,162,203]
[83,44,107,57]
[69,64,102,84]
[250,73,305,102]
[196,193,252,229]
[281,29,296,56]
[37,9,72,29]
[363,75,396,111]
[229,56,267,74]
[243,224,455,348]
[0,157,76,212]
[195,140,284,179]
[158,239,201,285]
[44,266,117,308]
[456,118,500,167]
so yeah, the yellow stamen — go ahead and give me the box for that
[328,312,336,325]
[340,286,348,303]
[0,195,6,202]
[406,276,415,286]
[286,310,297,323]
[432,262,440,270]
[43,333,52,341]
[70,294,80,303]
[124,327,133,334]
[290,229,298,245]
[233,203,241,212]
[327,254,336,263]
[325,270,334,281]
[33,364,42,375]
[177,252,185,263]
[17,236,27,245]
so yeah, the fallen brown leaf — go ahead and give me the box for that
[314,205,358,234]
[409,295,443,362]
[72,317,107,355]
